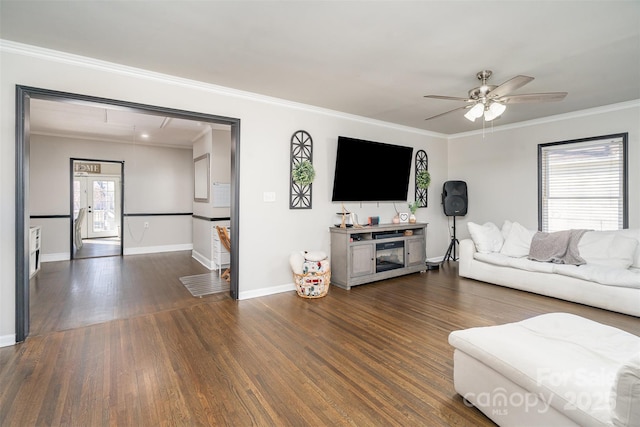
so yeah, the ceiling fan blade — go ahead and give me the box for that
[499,92,568,104]
[489,75,534,98]
[424,95,472,102]
[425,105,469,121]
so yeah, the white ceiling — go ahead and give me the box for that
[1,1,639,136]
[29,99,224,148]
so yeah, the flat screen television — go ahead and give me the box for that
[331,136,413,202]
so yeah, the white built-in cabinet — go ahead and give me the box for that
[29,226,41,278]
[212,223,230,274]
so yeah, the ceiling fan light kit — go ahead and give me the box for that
[463,102,485,121]
[462,99,505,122]
[424,70,567,124]
[484,101,507,122]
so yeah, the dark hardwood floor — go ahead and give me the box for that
[74,237,122,259]
[28,251,225,335]
[1,253,638,426]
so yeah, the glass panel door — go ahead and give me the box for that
[88,177,120,238]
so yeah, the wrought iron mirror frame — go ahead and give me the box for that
[415,149,428,208]
[290,130,313,209]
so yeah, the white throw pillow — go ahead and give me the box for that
[304,250,328,262]
[501,220,513,241]
[500,222,536,258]
[467,222,503,253]
[579,231,638,269]
[604,236,639,269]
[289,251,305,275]
[614,229,640,269]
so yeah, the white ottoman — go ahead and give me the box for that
[448,313,640,427]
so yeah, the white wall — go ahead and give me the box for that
[211,129,232,196]
[448,104,640,239]
[29,134,194,257]
[192,128,232,219]
[2,44,638,346]
[0,44,449,343]
[192,127,232,267]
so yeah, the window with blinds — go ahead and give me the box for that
[538,133,627,232]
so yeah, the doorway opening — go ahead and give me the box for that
[71,159,124,259]
[16,85,241,342]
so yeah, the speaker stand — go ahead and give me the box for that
[442,216,459,262]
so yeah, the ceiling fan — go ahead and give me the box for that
[424,70,567,122]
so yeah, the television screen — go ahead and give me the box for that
[331,136,413,202]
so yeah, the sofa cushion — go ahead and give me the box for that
[475,251,640,288]
[500,221,536,258]
[579,231,639,269]
[553,264,640,289]
[475,251,556,274]
[468,222,503,253]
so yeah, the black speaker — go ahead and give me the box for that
[442,181,468,216]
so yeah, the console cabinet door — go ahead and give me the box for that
[350,244,375,277]
[406,238,425,267]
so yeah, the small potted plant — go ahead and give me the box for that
[292,160,315,187]
[408,201,419,223]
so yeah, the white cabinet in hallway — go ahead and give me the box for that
[212,224,230,275]
[29,226,41,278]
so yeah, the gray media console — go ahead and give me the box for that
[329,222,427,290]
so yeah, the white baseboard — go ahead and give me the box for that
[42,245,195,261]
[42,253,70,262]
[124,244,193,255]
[191,250,214,269]
[239,283,296,300]
[0,334,16,348]
[233,258,446,300]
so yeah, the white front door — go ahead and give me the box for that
[73,177,88,239]
[87,177,120,238]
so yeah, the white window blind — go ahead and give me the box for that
[540,135,626,232]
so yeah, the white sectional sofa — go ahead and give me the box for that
[458,221,640,317]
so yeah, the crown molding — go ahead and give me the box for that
[1,39,446,139]
[6,39,634,141]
